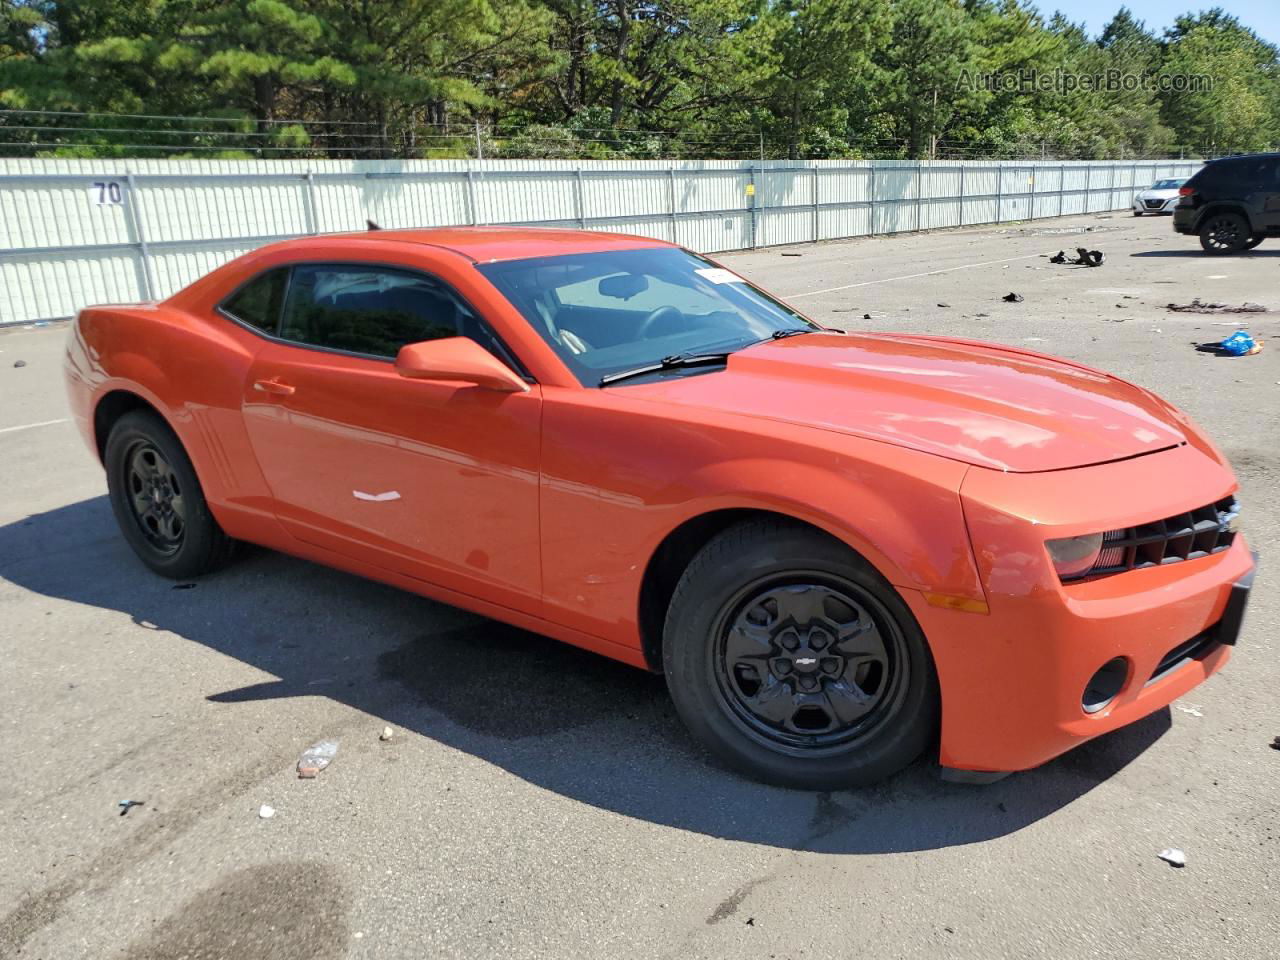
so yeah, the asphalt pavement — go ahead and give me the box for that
[1,211,1277,959]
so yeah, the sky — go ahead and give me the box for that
[1042,0,1280,46]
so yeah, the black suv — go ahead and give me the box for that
[1173,153,1280,254]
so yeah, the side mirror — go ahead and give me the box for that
[394,337,529,393]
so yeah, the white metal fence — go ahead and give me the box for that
[0,157,1200,325]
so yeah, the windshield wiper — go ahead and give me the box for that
[769,328,812,340]
[599,352,732,387]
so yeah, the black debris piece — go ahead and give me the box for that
[118,800,144,817]
[1269,736,1280,751]
[12,360,26,368]
[937,302,951,308]
[1074,248,1105,267]
[1002,293,1023,303]
[862,313,872,320]
[366,219,381,231]
[1167,299,1268,315]
[781,252,802,257]
[1049,250,1068,264]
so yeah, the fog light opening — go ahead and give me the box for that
[1082,658,1129,714]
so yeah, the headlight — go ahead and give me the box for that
[1046,533,1104,579]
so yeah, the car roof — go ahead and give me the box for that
[1207,152,1280,163]
[307,226,679,263]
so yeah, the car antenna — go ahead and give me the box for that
[367,219,381,231]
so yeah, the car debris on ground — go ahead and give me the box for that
[259,804,275,819]
[1048,249,1104,266]
[1158,848,1187,868]
[1002,293,1023,303]
[12,360,25,368]
[1167,299,1268,314]
[117,800,144,817]
[380,726,394,742]
[297,739,340,778]
[1269,736,1280,751]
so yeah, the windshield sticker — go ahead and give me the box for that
[695,267,744,285]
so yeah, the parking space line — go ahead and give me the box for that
[784,253,1046,299]
[0,417,70,435]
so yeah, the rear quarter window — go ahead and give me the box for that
[222,268,288,333]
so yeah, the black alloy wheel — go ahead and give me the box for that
[663,518,938,789]
[122,440,187,555]
[713,578,907,751]
[1199,213,1250,254]
[104,410,236,578]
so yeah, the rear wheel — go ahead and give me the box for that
[1199,212,1250,254]
[104,410,236,578]
[663,519,938,789]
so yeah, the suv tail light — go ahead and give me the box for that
[1178,186,1194,196]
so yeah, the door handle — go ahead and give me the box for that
[253,378,296,396]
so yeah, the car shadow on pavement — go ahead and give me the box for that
[1,497,1173,855]
[1130,249,1280,257]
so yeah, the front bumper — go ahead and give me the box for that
[1133,197,1179,214]
[912,444,1254,774]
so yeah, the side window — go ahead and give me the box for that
[222,268,288,333]
[279,265,465,358]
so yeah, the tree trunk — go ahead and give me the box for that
[609,1,631,128]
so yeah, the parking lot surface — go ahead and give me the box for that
[2,212,1277,959]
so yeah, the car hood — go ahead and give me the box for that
[621,333,1186,472]
[1137,189,1180,200]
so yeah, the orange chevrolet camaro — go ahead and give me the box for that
[64,226,1255,788]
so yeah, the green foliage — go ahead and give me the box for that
[1,0,1277,159]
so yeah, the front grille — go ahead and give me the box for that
[1144,198,1164,209]
[1070,497,1239,580]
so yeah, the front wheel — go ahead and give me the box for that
[1244,235,1264,250]
[104,410,236,578]
[663,519,938,789]
[1199,212,1251,254]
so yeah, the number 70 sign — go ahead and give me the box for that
[90,181,123,205]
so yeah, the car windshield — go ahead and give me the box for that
[1153,179,1184,189]
[476,248,817,386]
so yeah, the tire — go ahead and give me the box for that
[662,518,938,789]
[1244,235,1264,250]
[104,409,236,578]
[1199,212,1251,254]
[1132,211,1142,217]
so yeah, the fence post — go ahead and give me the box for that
[575,167,587,228]
[1083,163,1091,214]
[1029,164,1036,220]
[466,168,480,225]
[749,164,758,249]
[667,167,678,241]
[1059,163,1065,218]
[915,163,923,232]
[811,165,820,243]
[868,163,877,236]
[958,164,965,227]
[123,170,156,301]
[995,163,1003,223]
[304,170,319,234]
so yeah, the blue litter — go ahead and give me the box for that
[1219,331,1259,356]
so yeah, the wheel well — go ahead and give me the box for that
[636,508,846,673]
[1198,203,1252,229]
[93,390,161,460]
